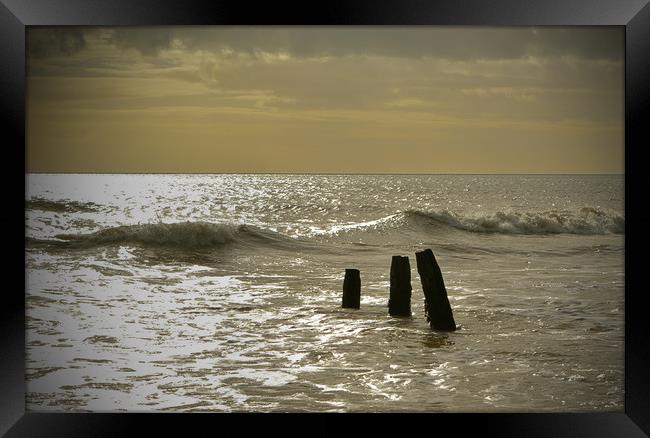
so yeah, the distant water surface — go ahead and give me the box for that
[25,174,624,411]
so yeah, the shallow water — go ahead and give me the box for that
[25,174,624,411]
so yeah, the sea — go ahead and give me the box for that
[25,174,625,412]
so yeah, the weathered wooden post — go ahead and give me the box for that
[389,256,412,316]
[415,249,457,331]
[342,268,361,309]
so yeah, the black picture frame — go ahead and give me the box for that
[3,0,649,436]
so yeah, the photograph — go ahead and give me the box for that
[25,26,624,412]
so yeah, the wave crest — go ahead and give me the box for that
[405,208,624,235]
[321,207,624,236]
[34,222,298,249]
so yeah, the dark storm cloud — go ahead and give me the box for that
[27,27,86,57]
[28,27,172,59]
[109,26,622,61]
[110,28,173,56]
[529,27,623,60]
[28,27,622,62]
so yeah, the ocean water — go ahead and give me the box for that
[25,174,624,412]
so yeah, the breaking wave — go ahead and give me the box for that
[408,208,624,235]
[324,207,624,236]
[29,221,304,250]
[27,208,624,253]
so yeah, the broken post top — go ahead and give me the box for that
[415,249,438,273]
[390,256,412,290]
[415,248,457,331]
[345,268,360,274]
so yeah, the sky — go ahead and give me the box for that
[26,26,624,174]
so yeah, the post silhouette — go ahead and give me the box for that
[389,255,412,316]
[342,268,361,309]
[415,249,457,331]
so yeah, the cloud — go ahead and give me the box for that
[29,27,622,62]
[25,27,624,174]
[125,26,623,61]
[27,27,86,58]
[460,87,538,102]
[26,26,623,134]
[110,28,173,56]
[385,98,435,109]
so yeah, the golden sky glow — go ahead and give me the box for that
[27,26,624,173]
